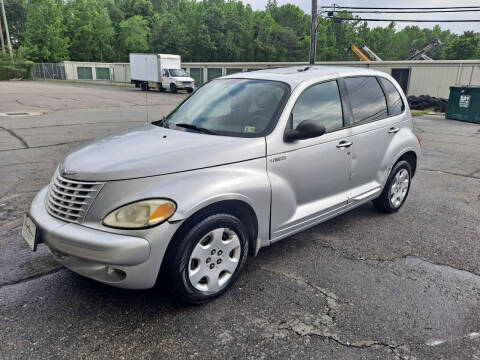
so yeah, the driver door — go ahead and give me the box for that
[162,69,171,87]
[268,80,353,241]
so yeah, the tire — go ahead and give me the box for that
[372,160,412,213]
[187,88,193,93]
[163,213,249,304]
[170,83,177,93]
[141,82,148,91]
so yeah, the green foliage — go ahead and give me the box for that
[18,0,69,62]
[65,0,115,62]
[119,15,150,58]
[4,0,480,63]
[0,59,34,80]
[444,31,480,60]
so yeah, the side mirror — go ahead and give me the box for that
[284,120,326,142]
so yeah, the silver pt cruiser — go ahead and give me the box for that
[23,66,421,303]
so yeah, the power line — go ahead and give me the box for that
[329,17,480,23]
[323,5,480,10]
[337,9,480,14]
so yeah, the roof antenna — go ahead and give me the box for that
[145,57,149,123]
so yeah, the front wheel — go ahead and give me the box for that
[163,213,249,304]
[372,160,412,213]
[170,83,177,93]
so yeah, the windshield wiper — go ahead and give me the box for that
[174,123,220,135]
[151,116,169,128]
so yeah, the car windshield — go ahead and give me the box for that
[166,79,290,137]
[169,69,188,77]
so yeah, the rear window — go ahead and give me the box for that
[378,77,405,116]
[344,77,388,124]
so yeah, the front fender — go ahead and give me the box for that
[84,158,271,250]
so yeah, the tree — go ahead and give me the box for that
[3,0,27,47]
[118,15,150,60]
[19,0,69,62]
[444,31,480,60]
[65,0,115,62]
[14,0,480,63]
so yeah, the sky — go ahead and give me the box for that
[242,0,480,34]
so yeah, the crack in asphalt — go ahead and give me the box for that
[15,98,44,109]
[419,168,480,180]
[0,267,64,290]
[0,126,29,148]
[256,266,410,359]
[315,241,480,278]
[9,120,147,131]
[0,140,83,153]
[281,323,410,360]
[258,265,338,322]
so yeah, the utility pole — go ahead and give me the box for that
[0,13,6,59]
[309,0,318,65]
[0,0,13,63]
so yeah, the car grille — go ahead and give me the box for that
[46,170,105,223]
[182,81,192,86]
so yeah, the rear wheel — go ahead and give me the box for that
[372,160,412,213]
[187,88,193,93]
[163,213,249,304]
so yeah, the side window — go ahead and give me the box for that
[291,80,343,132]
[163,69,169,77]
[378,77,405,116]
[344,77,388,124]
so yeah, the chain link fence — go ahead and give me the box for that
[34,63,66,80]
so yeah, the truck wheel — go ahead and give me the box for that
[187,88,193,93]
[159,86,165,92]
[163,213,249,304]
[141,82,148,91]
[170,83,177,93]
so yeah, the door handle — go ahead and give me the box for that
[388,127,400,134]
[337,140,353,148]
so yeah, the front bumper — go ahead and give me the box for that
[30,187,177,289]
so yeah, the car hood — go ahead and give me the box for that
[61,124,265,181]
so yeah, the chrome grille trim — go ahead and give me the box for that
[46,170,105,224]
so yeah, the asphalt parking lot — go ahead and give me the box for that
[1,80,479,360]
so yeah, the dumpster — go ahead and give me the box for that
[445,86,480,124]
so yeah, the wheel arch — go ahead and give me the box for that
[166,199,259,260]
[395,150,417,177]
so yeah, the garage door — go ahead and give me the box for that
[96,68,110,80]
[77,67,93,80]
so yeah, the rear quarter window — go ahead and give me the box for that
[378,77,405,116]
[344,76,388,124]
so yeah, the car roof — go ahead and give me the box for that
[221,65,387,88]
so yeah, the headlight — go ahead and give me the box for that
[103,199,176,229]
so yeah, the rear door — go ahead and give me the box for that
[268,80,353,240]
[343,76,405,203]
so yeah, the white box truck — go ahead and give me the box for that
[129,53,195,93]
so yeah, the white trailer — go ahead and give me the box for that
[129,53,195,93]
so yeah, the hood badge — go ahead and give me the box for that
[61,167,77,177]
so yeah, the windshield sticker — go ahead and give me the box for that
[244,126,256,133]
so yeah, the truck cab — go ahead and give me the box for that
[162,68,195,93]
